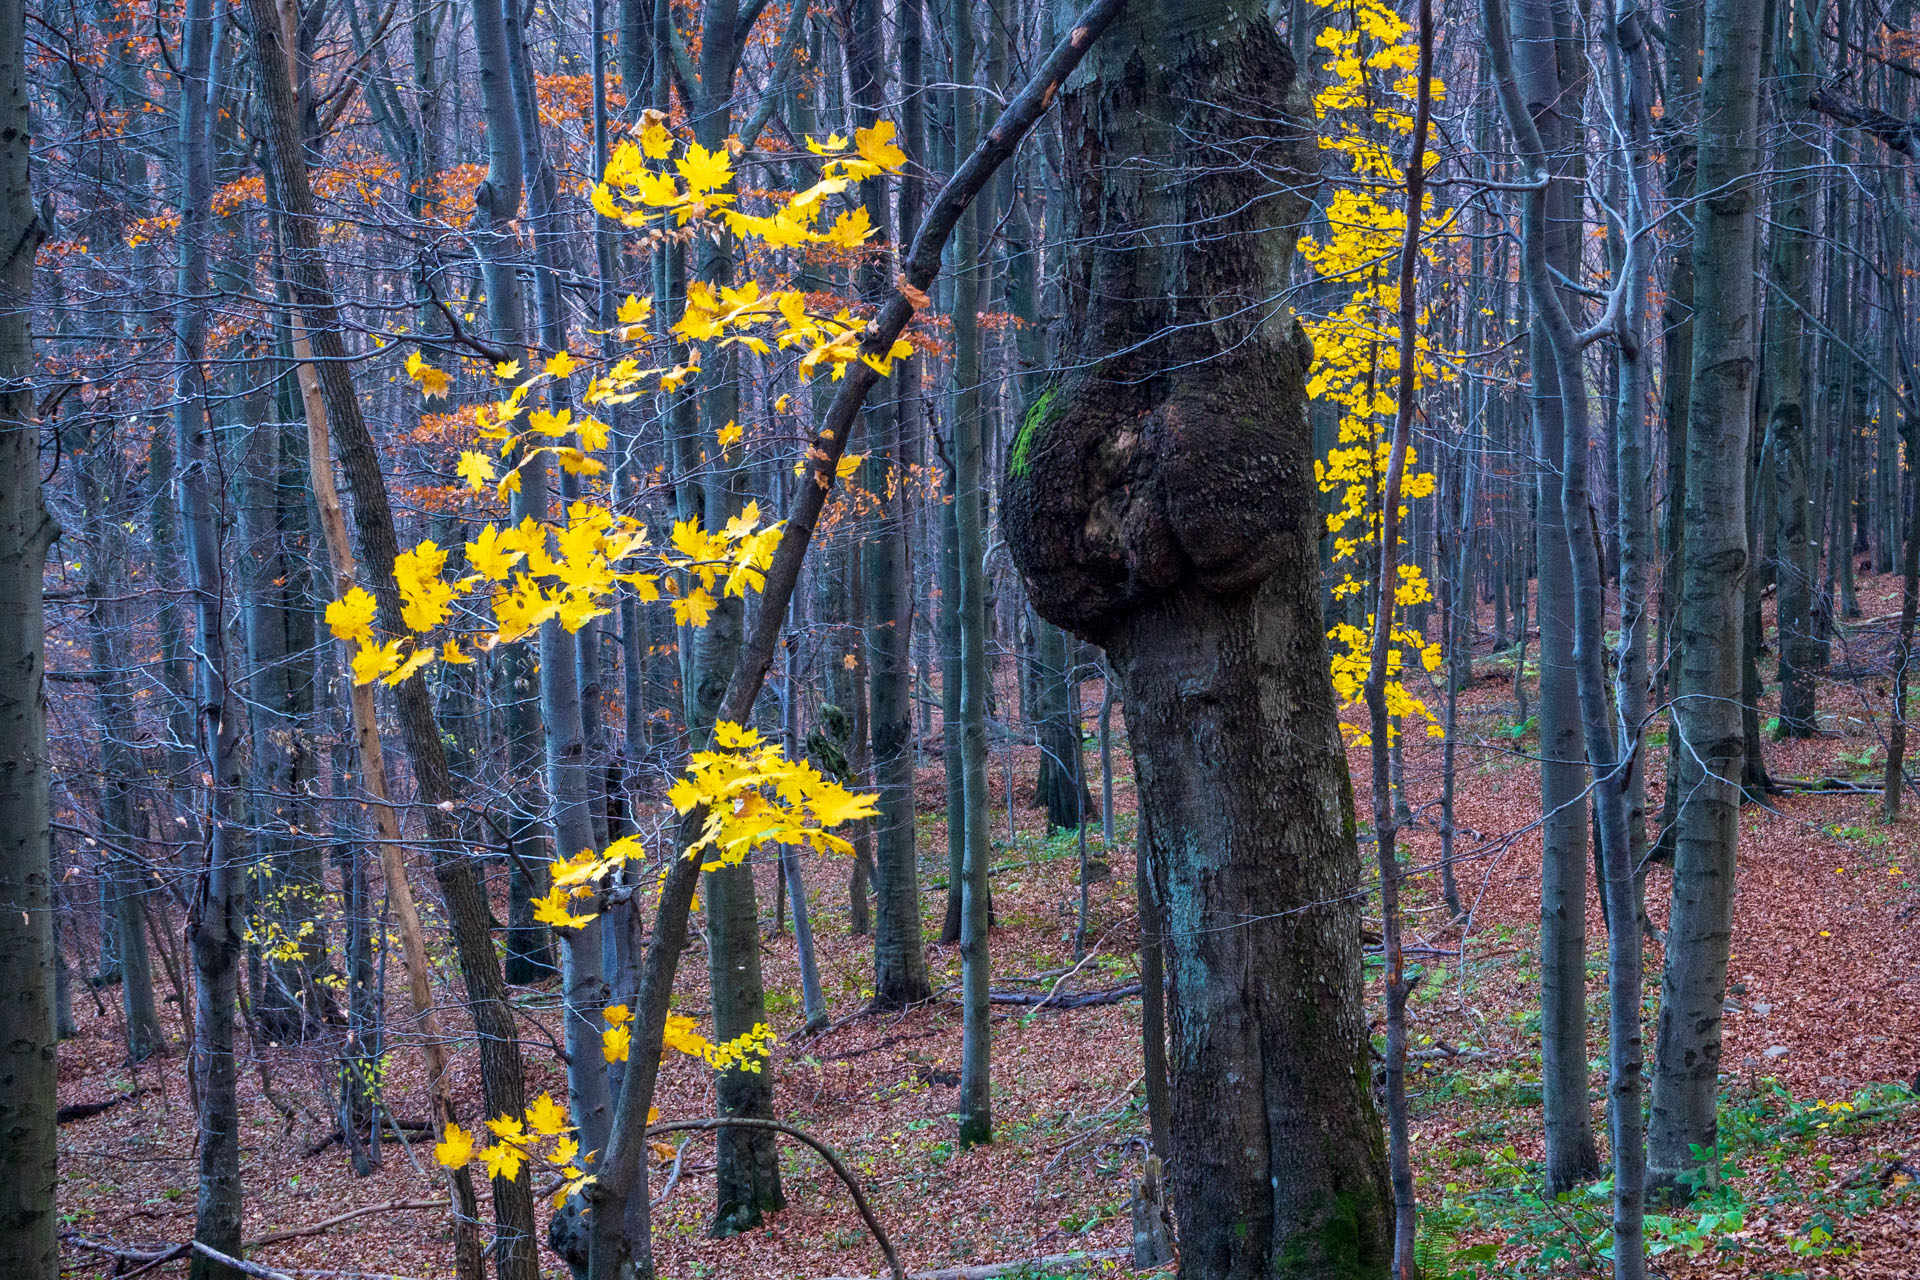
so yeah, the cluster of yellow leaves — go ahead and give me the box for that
[529,834,649,931]
[324,502,780,687]
[670,721,880,870]
[1298,0,1455,747]
[599,1003,776,1075]
[591,116,906,247]
[434,1092,593,1207]
[342,120,919,690]
[525,719,874,951]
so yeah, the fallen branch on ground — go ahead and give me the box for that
[57,1089,143,1124]
[818,1247,1133,1280]
[988,982,1140,1009]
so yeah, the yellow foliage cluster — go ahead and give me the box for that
[1297,0,1453,746]
[600,1003,777,1075]
[670,721,880,870]
[433,1091,594,1206]
[353,118,915,691]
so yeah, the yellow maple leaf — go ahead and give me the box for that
[638,119,674,160]
[672,586,717,628]
[481,1141,524,1182]
[440,639,474,664]
[325,587,378,647]
[434,1123,475,1169]
[807,781,881,829]
[382,644,436,687]
[351,637,406,686]
[531,885,599,930]
[821,206,874,249]
[456,451,496,491]
[716,420,742,449]
[466,523,526,581]
[854,120,907,172]
[544,350,580,379]
[394,540,456,631]
[617,293,652,325]
[676,142,732,195]
[525,1092,572,1137]
[604,1003,634,1026]
[601,1023,631,1063]
[405,349,452,399]
[493,358,522,381]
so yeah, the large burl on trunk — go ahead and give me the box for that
[1002,4,1390,1277]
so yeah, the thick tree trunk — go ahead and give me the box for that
[1648,0,1765,1196]
[1003,6,1390,1274]
[0,0,56,1263]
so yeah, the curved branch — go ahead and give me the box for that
[645,1118,904,1280]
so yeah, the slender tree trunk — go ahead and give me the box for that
[1884,416,1919,813]
[1768,0,1818,737]
[1648,0,1765,1196]
[173,6,244,1274]
[851,0,933,1010]
[1508,0,1599,1194]
[947,0,993,1148]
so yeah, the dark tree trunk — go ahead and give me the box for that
[246,6,539,1269]
[1003,6,1390,1274]
[0,0,56,1263]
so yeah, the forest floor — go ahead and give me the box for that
[53,573,1920,1280]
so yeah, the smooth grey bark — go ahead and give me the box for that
[468,0,552,989]
[173,6,245,1275]
[850,0,933,1011]
[1652,0,1700,863]
[77,429,164,1062]
[1507,0,1599,1195]
[1032,618,1088,831]
[1002,4,1391,1274]
[946,0,993,1149]
[1648,0,1765,1197]
[496,0,615,1167]
[938,470,965,945]
[0,0,56,1263]
[1766,0,1818,738]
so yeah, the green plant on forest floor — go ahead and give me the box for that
[1428,1080,1919,1273]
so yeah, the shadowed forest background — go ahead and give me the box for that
[3,0,1920,1277]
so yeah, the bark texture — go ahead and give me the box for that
[0,0,56,1264]
[1648,0,1765,1196]
[1003,5,1390,1274]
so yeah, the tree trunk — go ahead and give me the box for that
[246,5,538,1269]
[0,0,56,1262]
[1003,6,1391,1273]
[1648,0,1765,1196]
[1766,0,1818,737]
